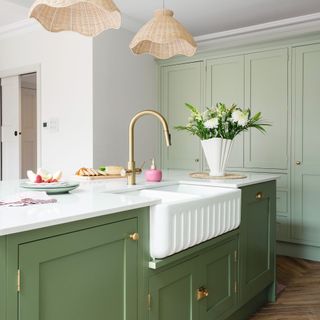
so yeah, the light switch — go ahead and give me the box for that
[49,118,59,132]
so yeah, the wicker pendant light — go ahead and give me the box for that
[29,0,121,37]
[130,9,197,60]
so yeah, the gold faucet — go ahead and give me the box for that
[127,110,171,185]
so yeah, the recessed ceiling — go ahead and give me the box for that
[3,0,320,36]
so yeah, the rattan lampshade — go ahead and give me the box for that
[130,9,197,60]
[29,0,121,37]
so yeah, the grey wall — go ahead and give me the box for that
[93,28,159,169]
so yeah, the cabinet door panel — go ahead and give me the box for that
[240,182,276,304]
[161,62,203,171]
[206,56,244,168]
[199,238,238,320]
[244,49,288,170]
[292,44,320,244]
[19,219,138,320]
[149,260,199,320]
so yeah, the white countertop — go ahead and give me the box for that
[0,170,279,236]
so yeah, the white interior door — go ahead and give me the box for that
[21,86,37,177]
[1,76,21,180]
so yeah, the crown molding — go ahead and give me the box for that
[195,12,320,50]
[1,11,320,43]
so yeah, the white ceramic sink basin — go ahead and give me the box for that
[114,183,241,259]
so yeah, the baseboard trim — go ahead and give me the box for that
[277,241,320,261]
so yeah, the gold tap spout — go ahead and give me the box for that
[128,110,171,185]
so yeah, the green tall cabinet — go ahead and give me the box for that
[161,61,204,171]
[206,55,245,169]
[160,48,289,243]
[292,43,320,246]
[244,49,289,170]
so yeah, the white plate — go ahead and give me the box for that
[20,181,79,194]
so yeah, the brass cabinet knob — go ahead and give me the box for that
[296,161,301,165]
[129,233,140,241]
[256,192,263,200]
[196,287,209,301]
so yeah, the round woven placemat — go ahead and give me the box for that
[190,172,247,180]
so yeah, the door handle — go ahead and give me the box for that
[296,161,301,165]
[196,287,209,301]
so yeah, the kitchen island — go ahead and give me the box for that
[0,171,277,320]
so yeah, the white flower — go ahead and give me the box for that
[231,110,242,122]
[232,110,249,127]
[202,110,211,121]
[204,118,219,129]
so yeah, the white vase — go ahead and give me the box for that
[201,138,233,177]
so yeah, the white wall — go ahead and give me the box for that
[0,27,93,176]
[93,28,158,169]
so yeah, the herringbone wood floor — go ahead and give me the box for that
[250,256,320,320]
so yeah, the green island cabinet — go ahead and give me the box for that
[0,181,276,320]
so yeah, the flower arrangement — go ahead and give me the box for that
[175,103,269,140]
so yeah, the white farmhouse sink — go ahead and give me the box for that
[114,184,241,259]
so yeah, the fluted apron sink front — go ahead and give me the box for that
[115,184,241,259]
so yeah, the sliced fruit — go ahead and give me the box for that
[52,170,62,181]
[27,170,37,182]
[35,175,43,183]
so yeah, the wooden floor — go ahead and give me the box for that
[250,256,320,320]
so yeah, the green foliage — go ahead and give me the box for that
[175,103,270,140]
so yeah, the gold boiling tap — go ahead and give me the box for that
[127,110,171,185]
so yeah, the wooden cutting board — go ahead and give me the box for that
[72,175,126,180]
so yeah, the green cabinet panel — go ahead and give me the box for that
[292,43,320,245]
[161,62,203,171]
[206,56,245,169]
[198,239,238,320]
[244,49,289,170]
[149,259,199,320]
[276,215,290,241]
[18,218,138,320]
[239,181,276,304]
[149,237,239,320]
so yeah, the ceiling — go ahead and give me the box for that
[0,0,28,27]
[2,0,320,36]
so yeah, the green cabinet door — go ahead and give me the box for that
[161,62,203,171]
[244,49,289,170]
[292,43,320,245]
[18,218,139,320]
[206,55,245,169]
[148,259,199,320]
[240,181,276,304]
[198,238,238,320]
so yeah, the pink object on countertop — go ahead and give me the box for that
[145,159,162,182]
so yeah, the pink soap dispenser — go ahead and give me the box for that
[145,158,162,182]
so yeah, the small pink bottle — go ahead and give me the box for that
[145,159,162,182]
